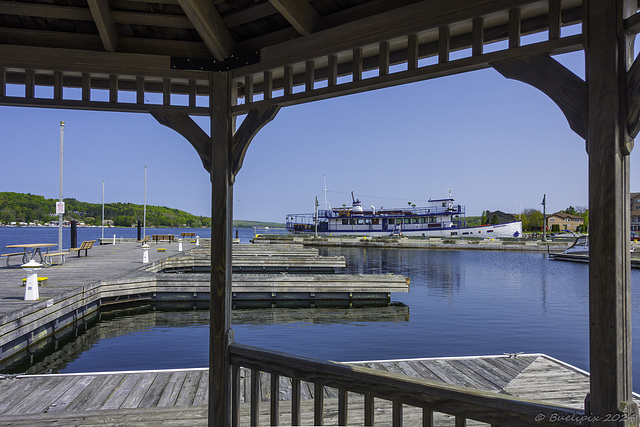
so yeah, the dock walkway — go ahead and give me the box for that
[0,353,591,426]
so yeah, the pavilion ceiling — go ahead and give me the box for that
[0,0,588,115]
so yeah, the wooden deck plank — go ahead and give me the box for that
[61,375,113,412]
[102,373,145,409]
[3,377,68,415]
[174,371,203,406]
[157,372,188,407]
[44,376,98,413]
[139,372,172,408]
[192,370,209,406]
[120,373,158,409]
[0,353,599,423]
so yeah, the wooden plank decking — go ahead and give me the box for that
[0,354,592,426]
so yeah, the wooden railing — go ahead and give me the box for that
[229,343,585,426]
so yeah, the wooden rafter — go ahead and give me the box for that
[178,0,236,61]
[491,54,587,140]
[87,0,119,52]
[268,0,323,35]
[231,105,281,178]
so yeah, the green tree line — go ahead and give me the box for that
[0,192,211,228]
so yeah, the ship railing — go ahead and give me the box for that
[318,205,465,218]
[229,343,584,426]
[253,227,290,236]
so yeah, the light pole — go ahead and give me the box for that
[541,194,547,242]
[58,121,65,252]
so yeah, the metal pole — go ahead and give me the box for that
[314,196,318,238]
[541,194,547,242]
[58,121,64,252]
[101,180,105,239]
[143,165,147,239]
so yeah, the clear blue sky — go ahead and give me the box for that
[1,50,633,223]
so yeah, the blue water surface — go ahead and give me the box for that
[2,227,639,390]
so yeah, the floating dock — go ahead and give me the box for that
[0,241,407,366]
[0,354,595,425]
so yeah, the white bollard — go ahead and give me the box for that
[113,234,116,245]
[142,243,150,264]
[22,260,42,301]
[178,238,183,251]
[196,236,200,246]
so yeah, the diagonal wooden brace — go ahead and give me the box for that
[491,54,587,145]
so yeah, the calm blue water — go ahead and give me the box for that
[2,228,640,390]
[0,226,253,254]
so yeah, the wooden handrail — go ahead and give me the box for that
[229,343,585,426]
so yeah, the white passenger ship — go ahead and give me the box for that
[286,191,522,238]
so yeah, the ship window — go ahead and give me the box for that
[364,219,371,225]
[404,218,410,224]
[412,218,418,224]
[451,232,458,236]
[350,219,355,225]
[372,218,379,225]
[487,230,494,233]
[342,219,348,225]
[442,203,446,207]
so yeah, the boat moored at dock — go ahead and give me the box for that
[286,191,522,239]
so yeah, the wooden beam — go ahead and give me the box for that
[150,111,211,171]
[87,0,119,52]
[208,71,233,427]
[472,18,484,56]
[177,0,236,61]
[234,35,582,115]
[230,105,280,176]
[268,0,323,35]
[585,0,637,424]
[492,54,586,140]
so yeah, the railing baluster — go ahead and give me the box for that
[353,48,363,81]
[472,17,484,56]
[455,415,466,427]
[407,34,418,70]
[0,67,5,97]
[162,77,170,105]
[338,388,348,425]
[328,54,337,86]
[270,373,280,426]
[422,407,433,427]
[509,8,521,48]
[188,78,196,107]
[379,41,390,76]
[364,393,374,426]
[305,60,314,91]
[82,73,90,101]
[438,26,450,63]
[136,76,144,105]
[110,74,118,103]
[392,401,403,427]
[264,70,273,100]
[54,71,63,100]
[25,69,34,98]
[283,66,293,96]
[314,383,324,425]
[292,378,301,426]
[244,75,253,104]
[549,0,561,40]
[232,364,240,427]
[251,368,260,426]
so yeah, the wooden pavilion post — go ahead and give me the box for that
[209,71,233,427]
[585,0,638,424]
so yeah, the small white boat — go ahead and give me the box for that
[564,235,589,255]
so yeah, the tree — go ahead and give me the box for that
[563,206,577,215]
[481,210,488,225]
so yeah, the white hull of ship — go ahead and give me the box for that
[308,221,523,239]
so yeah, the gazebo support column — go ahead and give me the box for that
[586,0,637,425]
[209,71,233,427]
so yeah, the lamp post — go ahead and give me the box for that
[58,121,65,252]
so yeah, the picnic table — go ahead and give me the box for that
[3,243,57,266]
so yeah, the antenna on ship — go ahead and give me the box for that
[351,191,355,203]
[322,175,330,210]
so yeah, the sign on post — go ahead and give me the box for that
[56,202,65,215]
